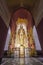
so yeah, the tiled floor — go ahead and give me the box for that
[1,57,43,65]
[37,58,43,63]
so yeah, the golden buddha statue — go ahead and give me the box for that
[18,26,25,45]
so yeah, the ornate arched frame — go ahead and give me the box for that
[9,8,36,56]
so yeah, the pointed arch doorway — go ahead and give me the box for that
[9,8,36,57]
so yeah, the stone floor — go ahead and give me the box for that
[1,57,43,65]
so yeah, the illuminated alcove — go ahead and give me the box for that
[6,8,37,57]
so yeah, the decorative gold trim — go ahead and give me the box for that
[16,18,28,25]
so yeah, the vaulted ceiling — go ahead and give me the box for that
[0,0,43,27]
[5,0,39,13]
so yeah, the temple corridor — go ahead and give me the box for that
[0,0,43,65]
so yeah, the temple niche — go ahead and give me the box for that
[8,9,36,57]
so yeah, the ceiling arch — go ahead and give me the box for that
[10,8,35,30]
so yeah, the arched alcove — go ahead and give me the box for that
[8,8,36,57]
